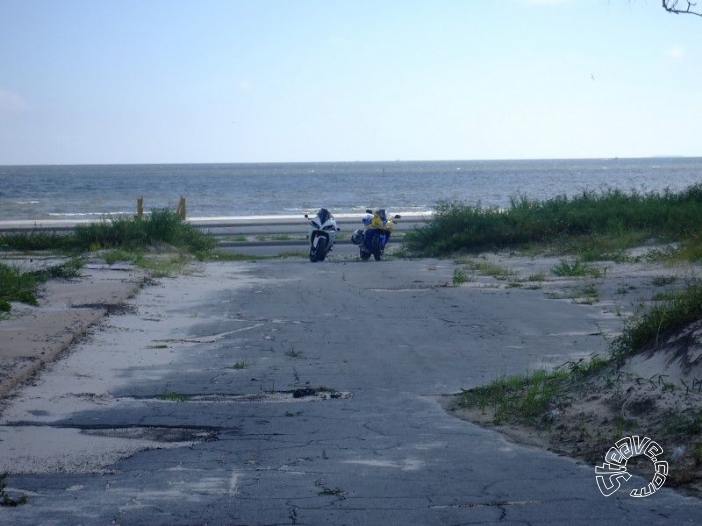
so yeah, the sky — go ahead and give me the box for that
[0,0,700,165]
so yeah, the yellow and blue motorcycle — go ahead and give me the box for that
[351,209,401,261]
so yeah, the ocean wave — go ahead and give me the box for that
[15,200,40,205]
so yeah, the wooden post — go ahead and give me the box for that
[176,196,186,220]
[136,197,144,218]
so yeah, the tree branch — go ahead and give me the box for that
[663,0,702,17]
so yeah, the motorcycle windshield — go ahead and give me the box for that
[317,208,331,224]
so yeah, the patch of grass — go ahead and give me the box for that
[43,258,83,279]
[0,258,84,311]
[134,252,189,277]
[457,257,514,279]
[456,369,568,424]
[158,390,190,402]
[571,283,599,304]
[228,360,249,370]
[0,263,41,307]
[527,271,546,282]
[611,279,702,361]
[656,238,702,263]
[285,348,304,358]
[455,356,607,425]
[563,356,609,379]
[452,267,467,285]
[551,259,601,278]
[104,249,137,265]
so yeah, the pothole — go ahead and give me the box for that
[81,426,218,443]
[130,387,352,404]
[191,388,352,403]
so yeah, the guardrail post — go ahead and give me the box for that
[136,197,144,218]
[176,196,186,220]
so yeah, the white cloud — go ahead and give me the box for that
[0,87,29,112]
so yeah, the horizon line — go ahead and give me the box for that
[0,155,695,168]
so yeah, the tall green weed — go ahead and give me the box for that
[405,185,702,256]
[612,280,702,361]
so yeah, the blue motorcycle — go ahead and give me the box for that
[351,209,400,261]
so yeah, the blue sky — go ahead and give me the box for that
[0,0,699,165]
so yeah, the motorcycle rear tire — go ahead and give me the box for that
[360,248,371,261]
[310,237,327,262]
[372,235,383,261]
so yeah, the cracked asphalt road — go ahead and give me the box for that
[1,258,701,525]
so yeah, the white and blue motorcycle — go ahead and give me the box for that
[305,208,340,262]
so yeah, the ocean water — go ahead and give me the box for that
[1,158,701,222]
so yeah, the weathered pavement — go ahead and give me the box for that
[1,258,701,525]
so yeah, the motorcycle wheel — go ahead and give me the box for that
[310,237,327,262]
[360,247,371,261]
[372,235,383,261]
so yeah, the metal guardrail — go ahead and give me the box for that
[0,213,432,247]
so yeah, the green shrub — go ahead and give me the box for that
[0,263,40,306]
[73,209,215,253]
[612,280,702,361]
[405,185,702,256]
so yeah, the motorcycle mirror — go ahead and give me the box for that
[394,214,401,219]
[365,209,373,214]
[304,214,309,219]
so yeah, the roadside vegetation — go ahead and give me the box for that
[0,209,216,311]
[455,357,608,425]
[0,259,83,313]
[1,209,215,256]
[405,185,702,259]
[0,210,302,312]
[611,279,702,362]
